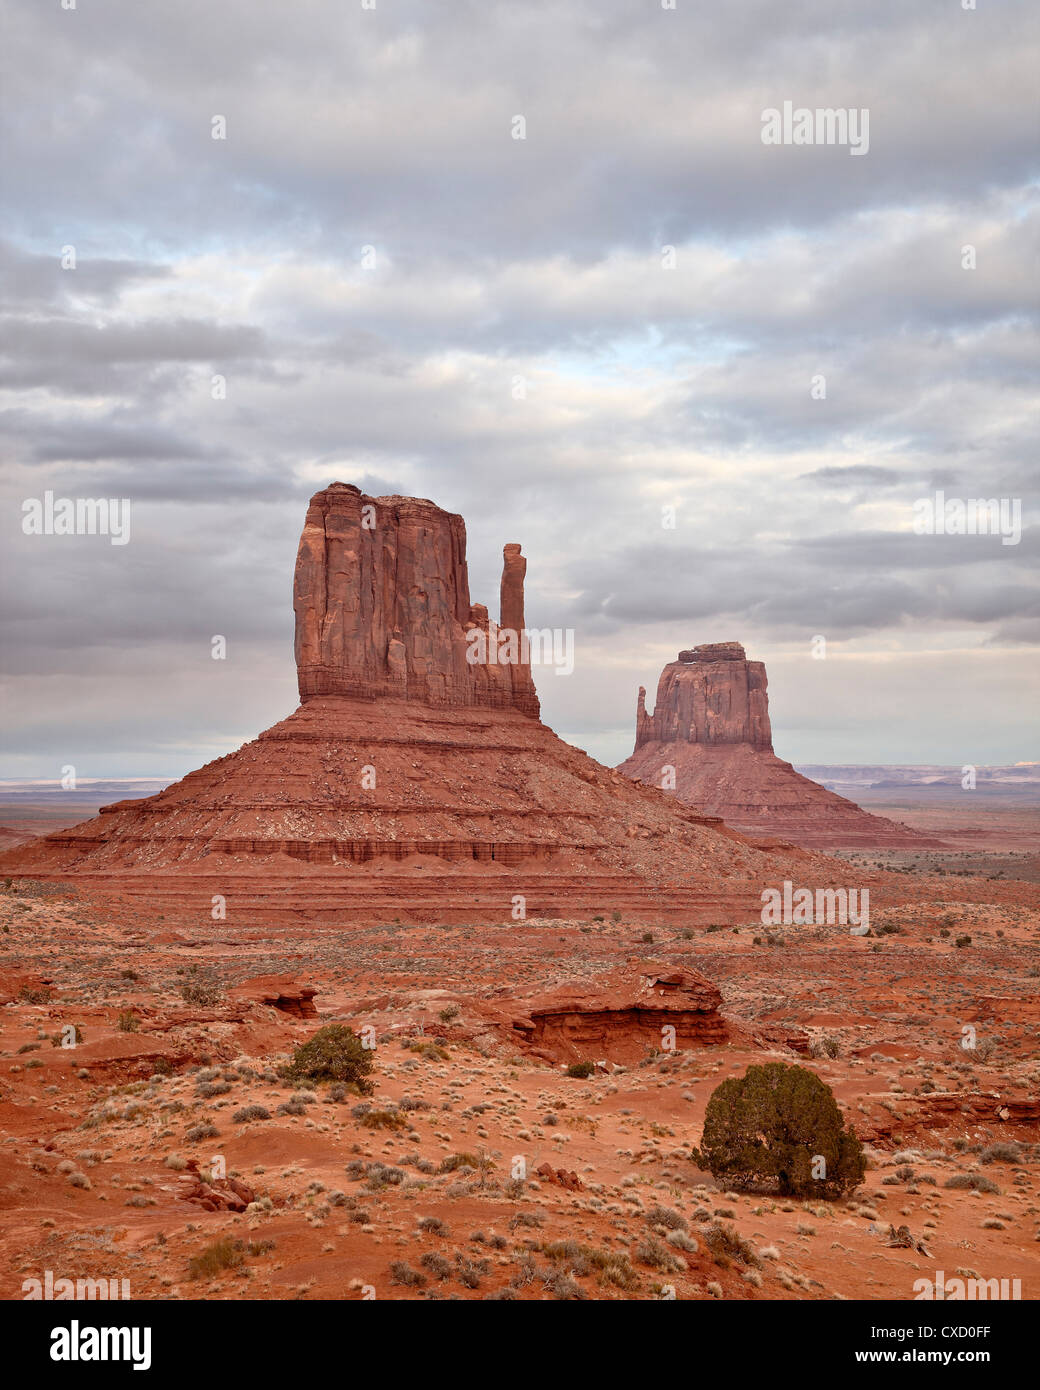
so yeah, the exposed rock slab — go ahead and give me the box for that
[481,959,729,1064]
[228,974,318,1018]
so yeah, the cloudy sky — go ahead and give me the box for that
[2,0,1037,779]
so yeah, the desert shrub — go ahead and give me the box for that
[17,985,53,1004]
[364,1163,406,1191]
[944,1172,1001,1194]
[635,1236,684,1273]
[509,1211,543,1230]
[645,1205,688,1232]
[437,1006,460,1023]
[179,965,221,1007]
[360,1108,407,1131]
[566,1061,595,1079]
[439,1152,491,1175]
[277,1098,308,1116]
[232,1105,270,1124]
[541,1268,587,1299]
[955,935,972,949]
[455,1256,486,1289]
[692,1062,865,1198]
[189,1238,243,1280]
[700,1220,761,1267]
[403,1039,448,1061]
[197,1081,231,1098]
[185,1122,219,1144]
[419,1251,452,1279]
[389,1260,426,1288]
[116,1011,139,1033]
[979,1142,1021,1165]
[399,1095,431,1112]
[281,1025,374,1091]
[417,1216,448,1235]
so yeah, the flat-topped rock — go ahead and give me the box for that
[636,644,772,751]
[620,642,944,851]
[294,483,538,716]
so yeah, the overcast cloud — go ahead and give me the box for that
[1,0,1037,777]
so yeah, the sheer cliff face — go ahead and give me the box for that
[634,642,772,752]
[293,482,539,716]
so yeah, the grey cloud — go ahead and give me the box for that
[1,0,1036,772]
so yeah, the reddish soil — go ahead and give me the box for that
[1,862,1037,1303]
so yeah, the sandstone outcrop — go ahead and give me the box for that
[619,644,942,850]
[535,1164,583,1191]
[483,960,729,1064]
[176,1161,255,1214]
[228,975,318,1018]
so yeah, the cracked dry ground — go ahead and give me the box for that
[1,872,1038,1302]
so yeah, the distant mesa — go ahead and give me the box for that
[0,487,830,926]
[618,643,943,850]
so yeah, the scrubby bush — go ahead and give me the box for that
[179,966,221,1007]
[360,1108,407,1131]
[389,1260,426,1288]
[281,1025,374,1091]
[692,1062,865,1198]
[700,1221,760,1267]
[944,1172,1001,1194]
[566,1061,595,1079]
[185,1122,219,1144]
[980,1142,1021,1165]
[232,1105,271,1124]
[17,985,53,1004]
[645,1205,688,1232]
[188,1238,271,1280]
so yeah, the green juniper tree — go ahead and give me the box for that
[692,1062,865,1198]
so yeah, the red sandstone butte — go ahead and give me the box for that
[617,642,943,850]
[0,489,844,925]
[294,483,539,716]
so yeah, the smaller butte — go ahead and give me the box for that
[617,643,944,850]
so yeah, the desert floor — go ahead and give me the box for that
[1,834,1037,1302]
